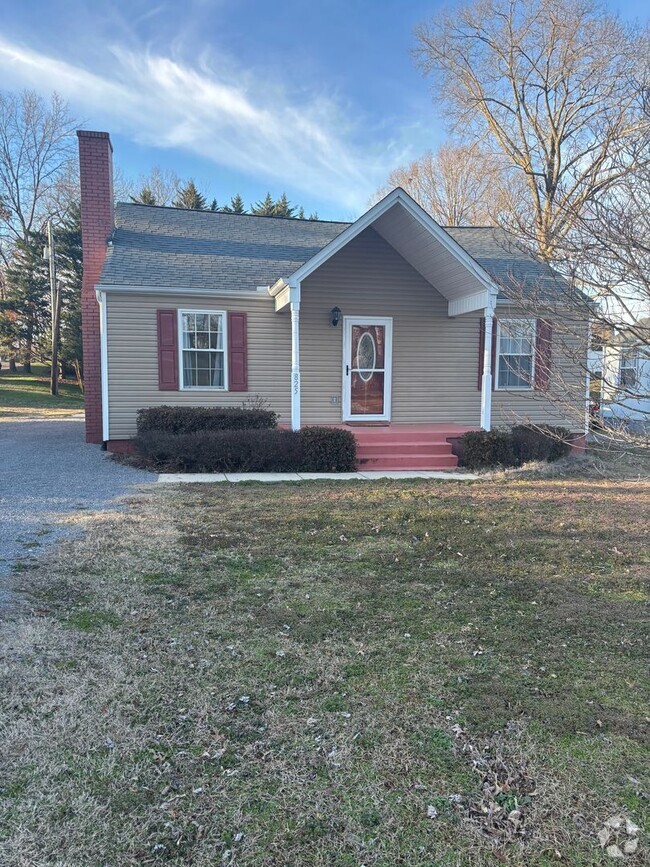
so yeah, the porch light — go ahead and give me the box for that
[330,306,341,327]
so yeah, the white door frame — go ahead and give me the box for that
[342,316,393,422]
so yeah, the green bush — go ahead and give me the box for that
[457,429,519,470]
[458,425,572,470]
[134,426,357,473]
[136,405,278,435]
[511,425,571,464]
[298,427,357,472]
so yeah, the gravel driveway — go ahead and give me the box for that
[0,419,152,588]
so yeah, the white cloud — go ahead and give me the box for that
[0,36,405,212]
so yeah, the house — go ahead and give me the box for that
[77,131,587,469]
[600,317,650,433]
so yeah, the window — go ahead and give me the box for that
[179,310,227,389]
[619,351,638,389]
[496,319,536,390]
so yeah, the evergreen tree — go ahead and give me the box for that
[250,192,275,216]
[273,192,296,218]
[1,230,50,371]
[54,204,83,380]
[229,194,246,214]
[297,206,305,220]
[173,180,207,210]
[130,186,157,205]
[308,212,319,221]
[209,198,218,211]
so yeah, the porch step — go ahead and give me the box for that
[353,428,461,470]
[358,453,459,470]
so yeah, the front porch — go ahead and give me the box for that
[310,423,477,470]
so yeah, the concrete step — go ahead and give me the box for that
[358,453,459,470]
[357,441,454,457]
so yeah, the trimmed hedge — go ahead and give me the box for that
[136,405,278,435]
[458,425,571,470]
[134,427,357,473]
[298,426,358,472]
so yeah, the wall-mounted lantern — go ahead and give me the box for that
[330,306,342,327]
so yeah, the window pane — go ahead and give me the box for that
[182,350,224,388]
[499,354,532,388]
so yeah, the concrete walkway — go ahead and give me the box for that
[158,470,479,484]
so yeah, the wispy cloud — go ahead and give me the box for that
[0,35,405,212]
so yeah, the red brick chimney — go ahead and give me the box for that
[77,130,114,444]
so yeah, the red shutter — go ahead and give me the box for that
[535,319,552,391]
[157,309,179,390]
[228,311,248,391]
[478,317,498,390]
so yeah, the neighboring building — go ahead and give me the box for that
[600,317,650,433]
[77,131,588,469]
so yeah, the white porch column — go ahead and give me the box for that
[290,283,301,431]
[480,296,497,430]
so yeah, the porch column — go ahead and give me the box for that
[480,296,496,430]
[290,283,301,430]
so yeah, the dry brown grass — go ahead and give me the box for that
[1,476,648,865]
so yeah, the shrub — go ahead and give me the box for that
[457,429,519,470]
[458,425,572,470]
[134,426,357,473]
[136,405,278,435]
[298,427,357,472]
[134,429,301,473]
[511,425,571,464]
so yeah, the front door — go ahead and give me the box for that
[343,317,393,421]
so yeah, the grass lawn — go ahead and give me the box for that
[1,475,648,865]
[0,363,84,418]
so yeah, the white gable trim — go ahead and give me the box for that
[284,188,501,299]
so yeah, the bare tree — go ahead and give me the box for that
[415,0,650,260]
[0,90,77,265]
[124,166,181,206]
[374,144,512,225]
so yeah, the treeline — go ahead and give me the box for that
[131,178,319,219]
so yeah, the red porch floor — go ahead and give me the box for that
[309,423,477,470]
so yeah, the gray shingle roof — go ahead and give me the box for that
[100,202,567,299]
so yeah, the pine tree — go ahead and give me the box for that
[297,206,305,220]
[229,194,246,214]
[209,198,218,211]
[250,192,275,216]
[308,212,319,221]
[54,204,83,380]
[273,192,296,218]
[173,180,207,210]
[1,230,50,371]
[130,186,157,205]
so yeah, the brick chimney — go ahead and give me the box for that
[77,131,114,444]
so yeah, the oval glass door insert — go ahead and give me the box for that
[356,332,376,382]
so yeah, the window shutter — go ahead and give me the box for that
[157,309,179,390]
[478,317,498,391]
[228,311,248,391]
[535,319,552,391]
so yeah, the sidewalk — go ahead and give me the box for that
[157,470,479,484]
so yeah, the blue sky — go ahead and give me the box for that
[0,0,643,219]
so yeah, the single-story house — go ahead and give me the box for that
[77,131,587,469]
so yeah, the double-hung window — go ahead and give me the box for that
[179,310,227,389]
[496,319,536,390]
[619,350,638,389]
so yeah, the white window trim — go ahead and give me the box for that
[495,318,536,391]
[178,309,229,391]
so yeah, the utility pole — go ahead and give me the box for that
[46,219,61,396]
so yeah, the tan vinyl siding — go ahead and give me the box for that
[106,293,290,439]
[492,305,586,430]
[300,228,482,425]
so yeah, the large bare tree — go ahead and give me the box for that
[415,0,649,260]
[374,143,511,225]
[0,90,77,265]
